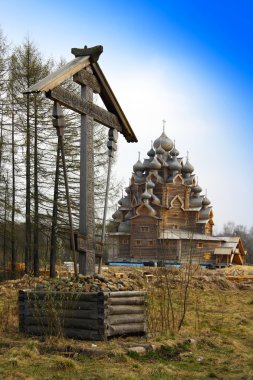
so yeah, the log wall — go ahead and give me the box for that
[19,290,147,341]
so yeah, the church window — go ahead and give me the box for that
[148,240,154,246]
[141,226,149,232]
[135,239,141,246]
[198,242,203,248]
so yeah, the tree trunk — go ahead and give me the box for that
[25,91,31,273]
[50,137,60,278]
[11,84,16,273]
[33,95,39,276]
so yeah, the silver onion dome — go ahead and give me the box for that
[202,196,211,207]
[170,144,179,157]
[192,184,202,194]
[147,147,155,157]
[153,131,173,151]
[168,156,181,171]
[141,188,152,201]
[133,159,144,172]
[182,159,194,174]
[189,196,203,208]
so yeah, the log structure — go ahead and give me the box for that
[19,290,146,340]
[108,127,246,266]
[25,45,137,275]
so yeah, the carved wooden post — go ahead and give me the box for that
[79,69,95,275]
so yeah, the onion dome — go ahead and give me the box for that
[147,147,155,157]
[192,184,202,194]
[154,131,173,151]
[133,159,144,173]
[149,156,161,170]
[112,209,122,220]
[141,188,152,201]
[142,158,151,169]
[202,196,211,207]
[170,146,179,157]
[168,156,181,172]
[189,196,203,208]
[182,159,194,174]
[147,179,155,189]
[118,197,124,205]
[199,207,211,221]
[118,221,130,233]
[156,145,165,155]
[125,186,130,194]
[133,152,144,173]
[124,196,131,207]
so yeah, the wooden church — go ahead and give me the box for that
[108,128,246,266]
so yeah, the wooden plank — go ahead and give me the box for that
[46,86,122,131]
[73,70,101,93]
[108,297,145,306]
[107,305,145,315]
[24,56,90,93]
[107,314,145,325]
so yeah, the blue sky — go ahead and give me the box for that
[1,0,252,231]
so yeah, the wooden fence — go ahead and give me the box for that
[19,290,147,340]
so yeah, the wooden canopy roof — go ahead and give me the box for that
[24,45,137,143]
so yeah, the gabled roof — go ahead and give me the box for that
[24,45,137,143]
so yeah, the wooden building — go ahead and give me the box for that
[108,129,246,266]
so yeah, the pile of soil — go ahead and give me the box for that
[1,265,252,295]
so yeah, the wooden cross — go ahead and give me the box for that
[162,119,166,132]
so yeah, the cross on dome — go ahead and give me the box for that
[162,119,166,132]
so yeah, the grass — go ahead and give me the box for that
[0,272,253,379]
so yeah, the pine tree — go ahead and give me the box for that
[9,38,53,274]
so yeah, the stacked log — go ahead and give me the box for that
[103,291,146,338]
[19,290,146,340]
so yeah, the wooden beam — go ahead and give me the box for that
[92,62,137,142]
[46,86,122,131]
[73,69,101,93]
[24,56,90,93]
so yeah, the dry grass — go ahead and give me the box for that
[0,267,253,379]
